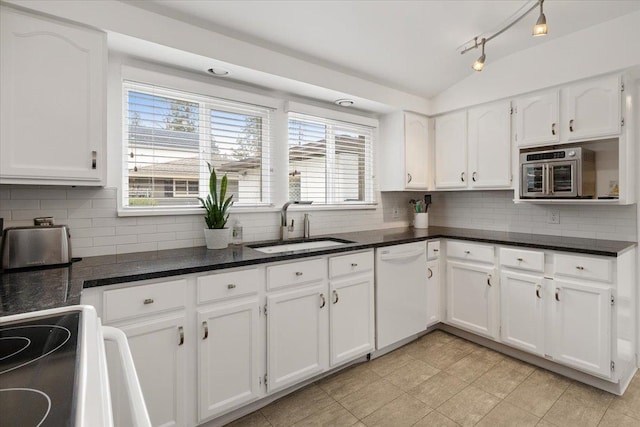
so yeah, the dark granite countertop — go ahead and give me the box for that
[1,226,635,316]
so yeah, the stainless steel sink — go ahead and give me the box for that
[248,238,352,254]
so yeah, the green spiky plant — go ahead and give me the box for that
[198,162,233,229]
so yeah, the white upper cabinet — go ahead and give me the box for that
[467,101,512,188]
[0,7,106,185]
[435,111,467,189]
[379,111,430,191]
[515,91,560,147]
[562,75,621,142]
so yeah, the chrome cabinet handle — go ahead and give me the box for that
[202,321,208,340]
[407,173,412,183]
[178,326,184,346]
[91,151,97,170]
[319,293,326,308]
[427,268,433,279]
[143,298,154,305]
[333,290,339,304]
[464,250,471,254]
[227,284,236,289]
[433,248,439,252]
[487,274,492,287]
[535,285,542,299]
[351,263,358,267]
[295,271,303,276]
[555,288,560,302]
[569,119,574,132]
[517,257,524,262]
[460,172,465,182]
[576,266,584,270]
[472,172,477,182]
[551,123,556,135]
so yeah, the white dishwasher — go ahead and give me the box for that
[375,241,428,349]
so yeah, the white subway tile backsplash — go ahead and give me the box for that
[11,209,67,221]
[66,188,117,199]
[138,232,176,243]
[11,189,67,200]
[1,200,40,209]
[71,227,116,238]
[68,209,116,219]
[116,242,158,254]
[93,235,137,247]
[42,199,90,209]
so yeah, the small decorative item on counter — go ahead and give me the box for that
[198,162,234,249]
[410,196,430,229]
[232,219,243,244]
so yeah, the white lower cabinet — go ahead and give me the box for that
[500,270,545,356]
[197,298,261,421]
[426,260,440,327]
[446,260,498,339]
[550,279,612,377]
[329,274,375,366]
[118,314,187,427]
[266,283,329,393]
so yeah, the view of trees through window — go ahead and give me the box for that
[124,84,269,208]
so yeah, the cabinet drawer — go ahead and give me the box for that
[267,258,326,290]
[447,241,494,264]
[197,268,260,304]
[103,279,186,323]
[329,251,373,279]
[554,253,613,283]
[500,247,544,272]
[427,241,441,260]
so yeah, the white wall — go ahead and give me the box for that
[432,11,640,114]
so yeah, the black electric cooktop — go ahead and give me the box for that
[0,311,81,427]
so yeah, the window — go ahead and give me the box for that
[288,113,375,205]
[123,82,271,210]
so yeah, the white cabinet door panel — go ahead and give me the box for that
[267,284,328,393]
[435,111,467,189]
[551,280,612,378]
[500,271,545,356]
[329,275,375,366]
[515,91,560,147]
[404,112,430,189]
[426,260,440,327]
[197,299,260,421]
[468,101,511,188]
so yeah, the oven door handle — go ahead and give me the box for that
[542,164,548,195]
[102,326,152,427]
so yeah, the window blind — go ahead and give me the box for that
[287,113,375,205]
[123,81,271,210]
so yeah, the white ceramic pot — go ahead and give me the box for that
[414,213,429,229]
[204,228,230,249]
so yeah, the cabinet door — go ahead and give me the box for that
[563,75,621,141]
[468,101,512,188]
[197,298,260,421]
[435,111,467,189]
[426,260,440,327]
[446,261,498,339]
[515,91,560,147]
[551,280,612,378]
[0,7,106,184]
[267,283,328,393]
[500,271,545,356]
[329,275,375,366]
[404,112,429,189]
[118,314,186,427]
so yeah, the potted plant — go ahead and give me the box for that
[198,162,234,249]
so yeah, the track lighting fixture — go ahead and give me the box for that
[472,39,486,72]
[533,0,548,36]
[460,0,549,71]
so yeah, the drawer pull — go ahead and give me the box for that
[464,250,471,254]
[427,268,433,279]
[351,263,358,267]
[202,321,209,340]
[576,266,584,270]
[551,122,556,135]
[295,271,303,277]
[517,257,524,262]
[227,284,236,289]
[535,285,542,299]
[333,290,339,304]
[433,248,439,252]
[178,326,184,346]
[555,288,560,302]
[143,298,154,305]
[407,173,412,183]
[569,119,575,132]
[460,172,465,182]
[472,171,477,182]
[319,293,326,309]
[487,274,492,287]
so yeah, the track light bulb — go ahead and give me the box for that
[472,39,486,72]
[533,0,548,36]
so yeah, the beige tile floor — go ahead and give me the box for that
[227,331,640,427]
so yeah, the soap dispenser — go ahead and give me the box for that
[232,219,243,244]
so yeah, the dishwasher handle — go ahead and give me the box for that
[378,248,425,262]
[102,326,152,427]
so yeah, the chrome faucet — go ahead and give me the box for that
[281,200,312,240]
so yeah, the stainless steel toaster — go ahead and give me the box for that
[1,225,72,269]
